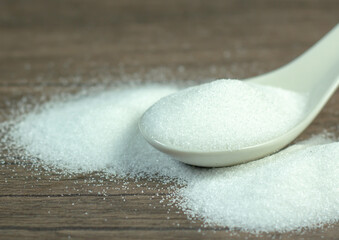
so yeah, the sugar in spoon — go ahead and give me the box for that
[139,24,339,167]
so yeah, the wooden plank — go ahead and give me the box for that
[0,0,338,239]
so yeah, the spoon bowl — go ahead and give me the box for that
[139,24,339,167]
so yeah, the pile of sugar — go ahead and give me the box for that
[1,82,338,233]
[140,79,307,151]
[8,85,193,178]
[176,137,339,232]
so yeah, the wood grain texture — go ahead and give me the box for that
[0,0,338,239]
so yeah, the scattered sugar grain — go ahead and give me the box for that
[140,79,307,151]
[1,81,338,233]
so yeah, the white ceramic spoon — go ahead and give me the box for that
[139,24,339,167]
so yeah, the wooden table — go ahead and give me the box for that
[0,1,338,239]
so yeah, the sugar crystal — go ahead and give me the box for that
[140,79,307,151]
[0,81,338,233]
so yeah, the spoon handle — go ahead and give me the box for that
[249,24,339,93]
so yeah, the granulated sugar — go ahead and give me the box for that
[1,81,338,233]
[7,85,186,177]
[4,84,199,180]
[175,136,339,233]
[140,79,307,151]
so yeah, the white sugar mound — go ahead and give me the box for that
[3,81,338,233]
[176,137,339,233]
[10,85,196,178]
[140,79,307,151]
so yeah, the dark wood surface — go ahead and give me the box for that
[0,1,338,239]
